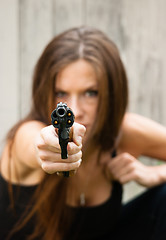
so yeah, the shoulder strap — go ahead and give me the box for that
[111,149,117,158]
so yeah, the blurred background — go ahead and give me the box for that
[0,0,166,201]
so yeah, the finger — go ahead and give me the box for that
[110,162,136,180]
[109,153,135,173]
[67,141,82,155]
[118,170,138,184]
[38,149,82,163]
[72,122,86,146]
[41,159,82,174]
[40,125,61,153]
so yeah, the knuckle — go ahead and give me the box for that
[131,161,136,169]
[74,122,86,137]
[40,153,48,161]
[73,151,82,162]
[42,135,50,146]
[67,142,74,152]
[68,151,82,163]
[74,151,82,160]
[40,127,47,138]
[36,142,42,149]
[41,162,49,172]
[133,169,138,178]
[127,157,133,164]
[69,159,82,170]
[68,143,82,155]
[122,152,135,163]
[74,161,82,170]
[35,137,45,149]
[41,162,56,174]
[122,152,130,159]
[80,124,86,135]
[79,151,82,159]
[40,127,53,146]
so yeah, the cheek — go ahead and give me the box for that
[91,100,98,116]
[86,102,98,124]
[91,108,97,120]
[83,106,98,144]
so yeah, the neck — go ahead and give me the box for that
[82,141,101,162]
[66,150,112,207]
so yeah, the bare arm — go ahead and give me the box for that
[105,113,166,187]
[1,120,85,185]
[119,113,166,160]
[1,121,46,185]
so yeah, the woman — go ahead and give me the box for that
[1,26,166,240]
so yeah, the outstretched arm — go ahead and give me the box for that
[1,121,85,185]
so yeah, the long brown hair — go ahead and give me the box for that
[7,26,128,239]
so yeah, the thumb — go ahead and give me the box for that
[72,122,86,146]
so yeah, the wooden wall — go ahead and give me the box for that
[1,0,166,201]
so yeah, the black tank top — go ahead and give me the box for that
[0,151,122,239]
[66,181,122,240]
[0,174,37,239]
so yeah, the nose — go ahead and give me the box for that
[68,95,83,121]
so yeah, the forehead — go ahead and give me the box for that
[55,59,98,90]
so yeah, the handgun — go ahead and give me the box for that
[51,102,75,177]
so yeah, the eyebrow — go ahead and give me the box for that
[55,84,98,91]
[83,85,98,90]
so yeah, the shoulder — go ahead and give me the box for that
[13,120,46,164]
[14,120,46,156]
[118,113,145,156]
[1,120,46,185]
[118,113,166,159]
[16,120,46,135]
[121,112,151,138]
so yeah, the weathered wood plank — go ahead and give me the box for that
[0,0,19,153]
[121,0,166,121]
[86,0,166,201]
[86,0,124,45]
[120,0,166,201]
[19,0,53,117]
[86,0,166,123]
[53,0,85,35]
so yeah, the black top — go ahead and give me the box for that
[66,181,122,240]
[0,174,37,239]
[0,174,122,240]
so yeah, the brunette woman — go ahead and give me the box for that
[1,26,166,240]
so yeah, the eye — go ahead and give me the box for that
[85,90,98,97]
[55,91,67,98]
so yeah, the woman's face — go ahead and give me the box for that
[55,59,99,135]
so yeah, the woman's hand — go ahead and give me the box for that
[35,122,86,174]
[105,152,163,187]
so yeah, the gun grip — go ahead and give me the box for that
[62,171,70,177]
[60,135,70,177]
